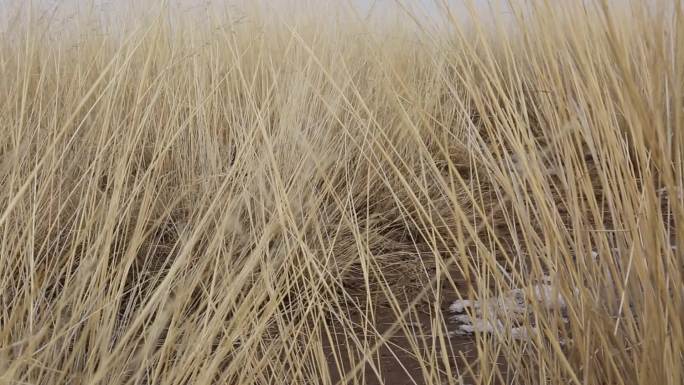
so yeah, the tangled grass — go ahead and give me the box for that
[0,1,682,384]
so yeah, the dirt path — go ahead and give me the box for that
[321,276,482,385]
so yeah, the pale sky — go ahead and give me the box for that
[5,0,636,37]
[3,0,508,37]
[18,0,500,22]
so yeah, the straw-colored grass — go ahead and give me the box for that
[0,1,681,384]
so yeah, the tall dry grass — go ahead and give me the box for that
[0,1,682,384]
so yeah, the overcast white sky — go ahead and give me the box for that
[21,0,500,21]
[2,0,508,36]
[4,0,638,35]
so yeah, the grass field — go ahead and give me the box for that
[0,1,682,384]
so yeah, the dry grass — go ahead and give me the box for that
[0,1,682,384]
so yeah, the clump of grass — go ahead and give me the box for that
[0,1,681,384]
